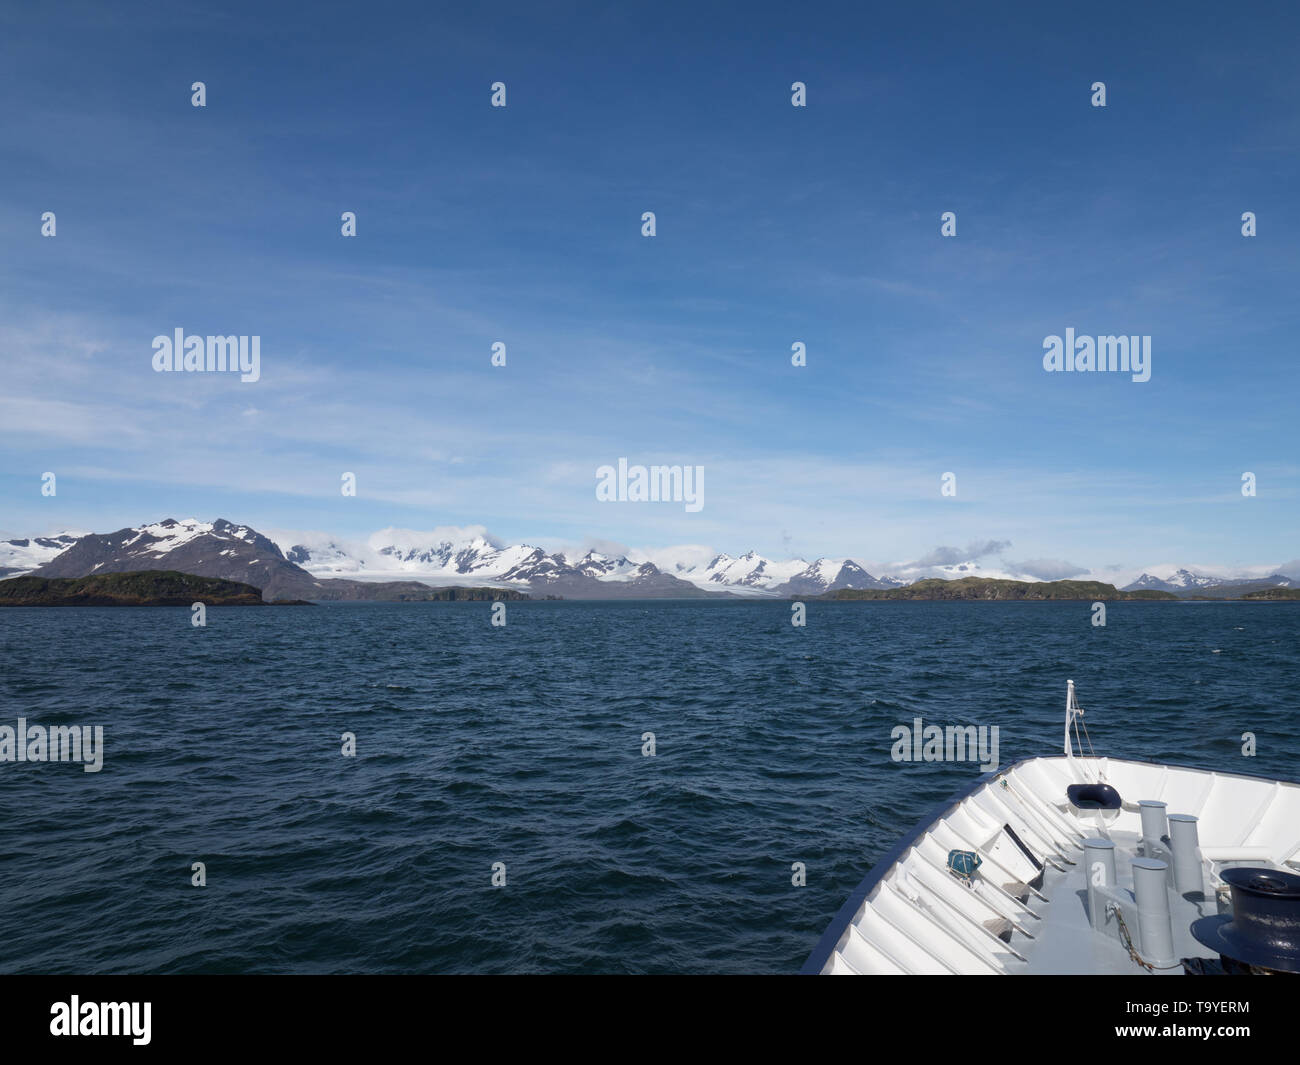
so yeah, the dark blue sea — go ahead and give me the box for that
[1,600,1297,974]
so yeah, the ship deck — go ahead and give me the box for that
[1009,827,1215,975]
[805,753,1300,975]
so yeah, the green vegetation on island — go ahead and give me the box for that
[0,571,307,606]
[819,578,1179,601]
[1240,587,1300,600]
[0,570,533,605]
[372,586,533,602]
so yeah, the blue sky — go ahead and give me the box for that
[2,1,1297,578]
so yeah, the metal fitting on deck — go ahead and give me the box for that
[1168,814,1205,897]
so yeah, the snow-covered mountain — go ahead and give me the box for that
[17,520,906,598]
[279,534,908,596]
[1125,569,1233,592]
[33,518,318,599]
[277,526,509,579]
[1123,569,1296,596]
[19,518,709,600]
[572,551,645,581]
[0,533,84,577]
[278,529,641,588]
[9,517,1294,600]
[894,558,1027,583]
[774,559,898,595]
[684,551,808,592]
[277,537,825,595]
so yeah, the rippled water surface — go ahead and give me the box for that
[1,600,1297,973]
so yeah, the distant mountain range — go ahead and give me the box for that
[0,519,1296,601]
[1121,569,1298,597]
[277,530,905,596]
[9,519,549,601]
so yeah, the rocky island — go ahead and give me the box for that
[0,571,309,607]
[818,577,1179,601]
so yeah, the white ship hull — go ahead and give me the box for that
[805,686,1300,976]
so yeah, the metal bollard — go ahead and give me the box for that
[1168,813,1205,897]
[1084,837,1117,929]
[1132,856,1176,968]
[1139,800,1168,856]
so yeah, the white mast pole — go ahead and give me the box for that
[1064,678,1076,757]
